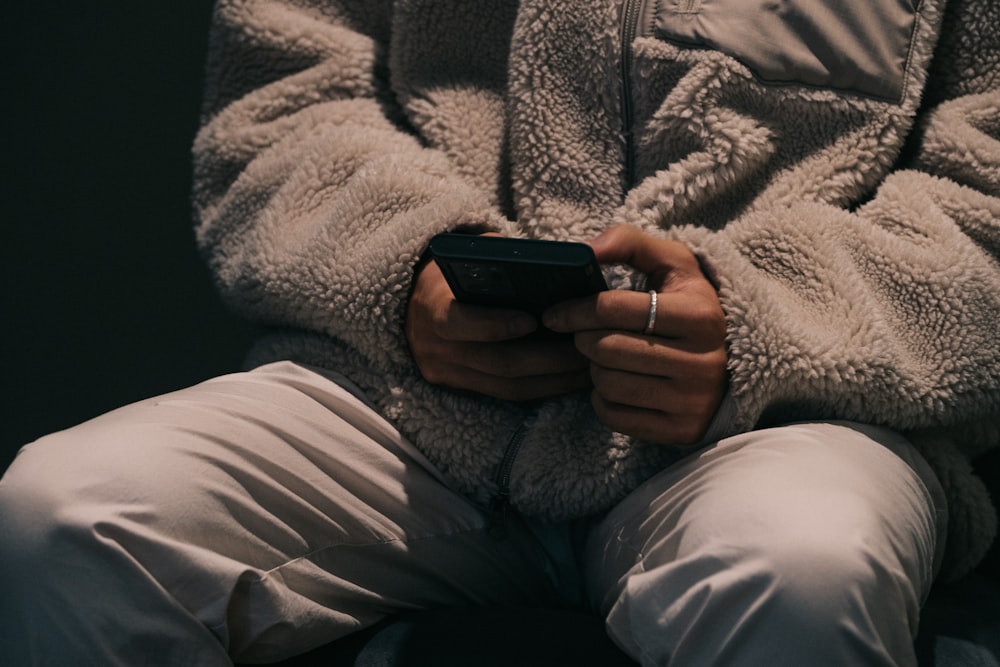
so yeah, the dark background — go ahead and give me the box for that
[1,1,256,472]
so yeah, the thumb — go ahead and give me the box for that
[589,225,699,288]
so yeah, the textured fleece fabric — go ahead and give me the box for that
[193,0,1000,580]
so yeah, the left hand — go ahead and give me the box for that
[542,225,729,446]
[406,239,591,402]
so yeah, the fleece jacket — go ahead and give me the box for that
[193,0,1000,580]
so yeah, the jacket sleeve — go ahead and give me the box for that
[676,90,1000,439]
[192,0,510,372]
[663,0,1000,441]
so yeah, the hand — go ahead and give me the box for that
[406,248,591,402]
[543,225,728,445]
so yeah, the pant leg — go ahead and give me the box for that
[0,361,557,666]
[582,422,948,667]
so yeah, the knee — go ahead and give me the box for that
[0,451,93,645]
[0,430,236,664]
[739,528,921,663]
[0,426,186,585]
[753,527,915,627]
[612,531,920,665]
[0,437,114,581]
[0,447,101,662]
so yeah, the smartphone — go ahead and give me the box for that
[428,233,607,317]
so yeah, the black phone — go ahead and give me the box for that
[428,233,607,318]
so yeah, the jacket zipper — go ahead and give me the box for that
[620,0,653,188]
[488,424,528,538]
[486,3,651,536]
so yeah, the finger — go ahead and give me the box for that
[590,392,709,446]
[420,260,538,341]
[458,339,589,378]
[580,334,684,379]
[589,361,723,409]
[429,364,591,402]
[575,329,730,368]
[587,225,702,286]
[589,364,680,412]
[415,338,588,386]
[542,290,644,336]
[440,301,539,342]
[545,289,713,339]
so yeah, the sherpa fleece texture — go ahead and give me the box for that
[193,0,1000,580]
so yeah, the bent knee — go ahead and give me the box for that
[614,534,923,665]
[0,424,208,576]
[1,437,127,572]
[754,530,918,624]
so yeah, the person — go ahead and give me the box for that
[1,0,998,664]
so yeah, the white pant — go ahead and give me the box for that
[0,362,946,666]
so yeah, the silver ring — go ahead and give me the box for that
[643,290,658,335]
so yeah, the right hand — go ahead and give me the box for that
[406,254,591,402]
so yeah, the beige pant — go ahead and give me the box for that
[0,361,946,666]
